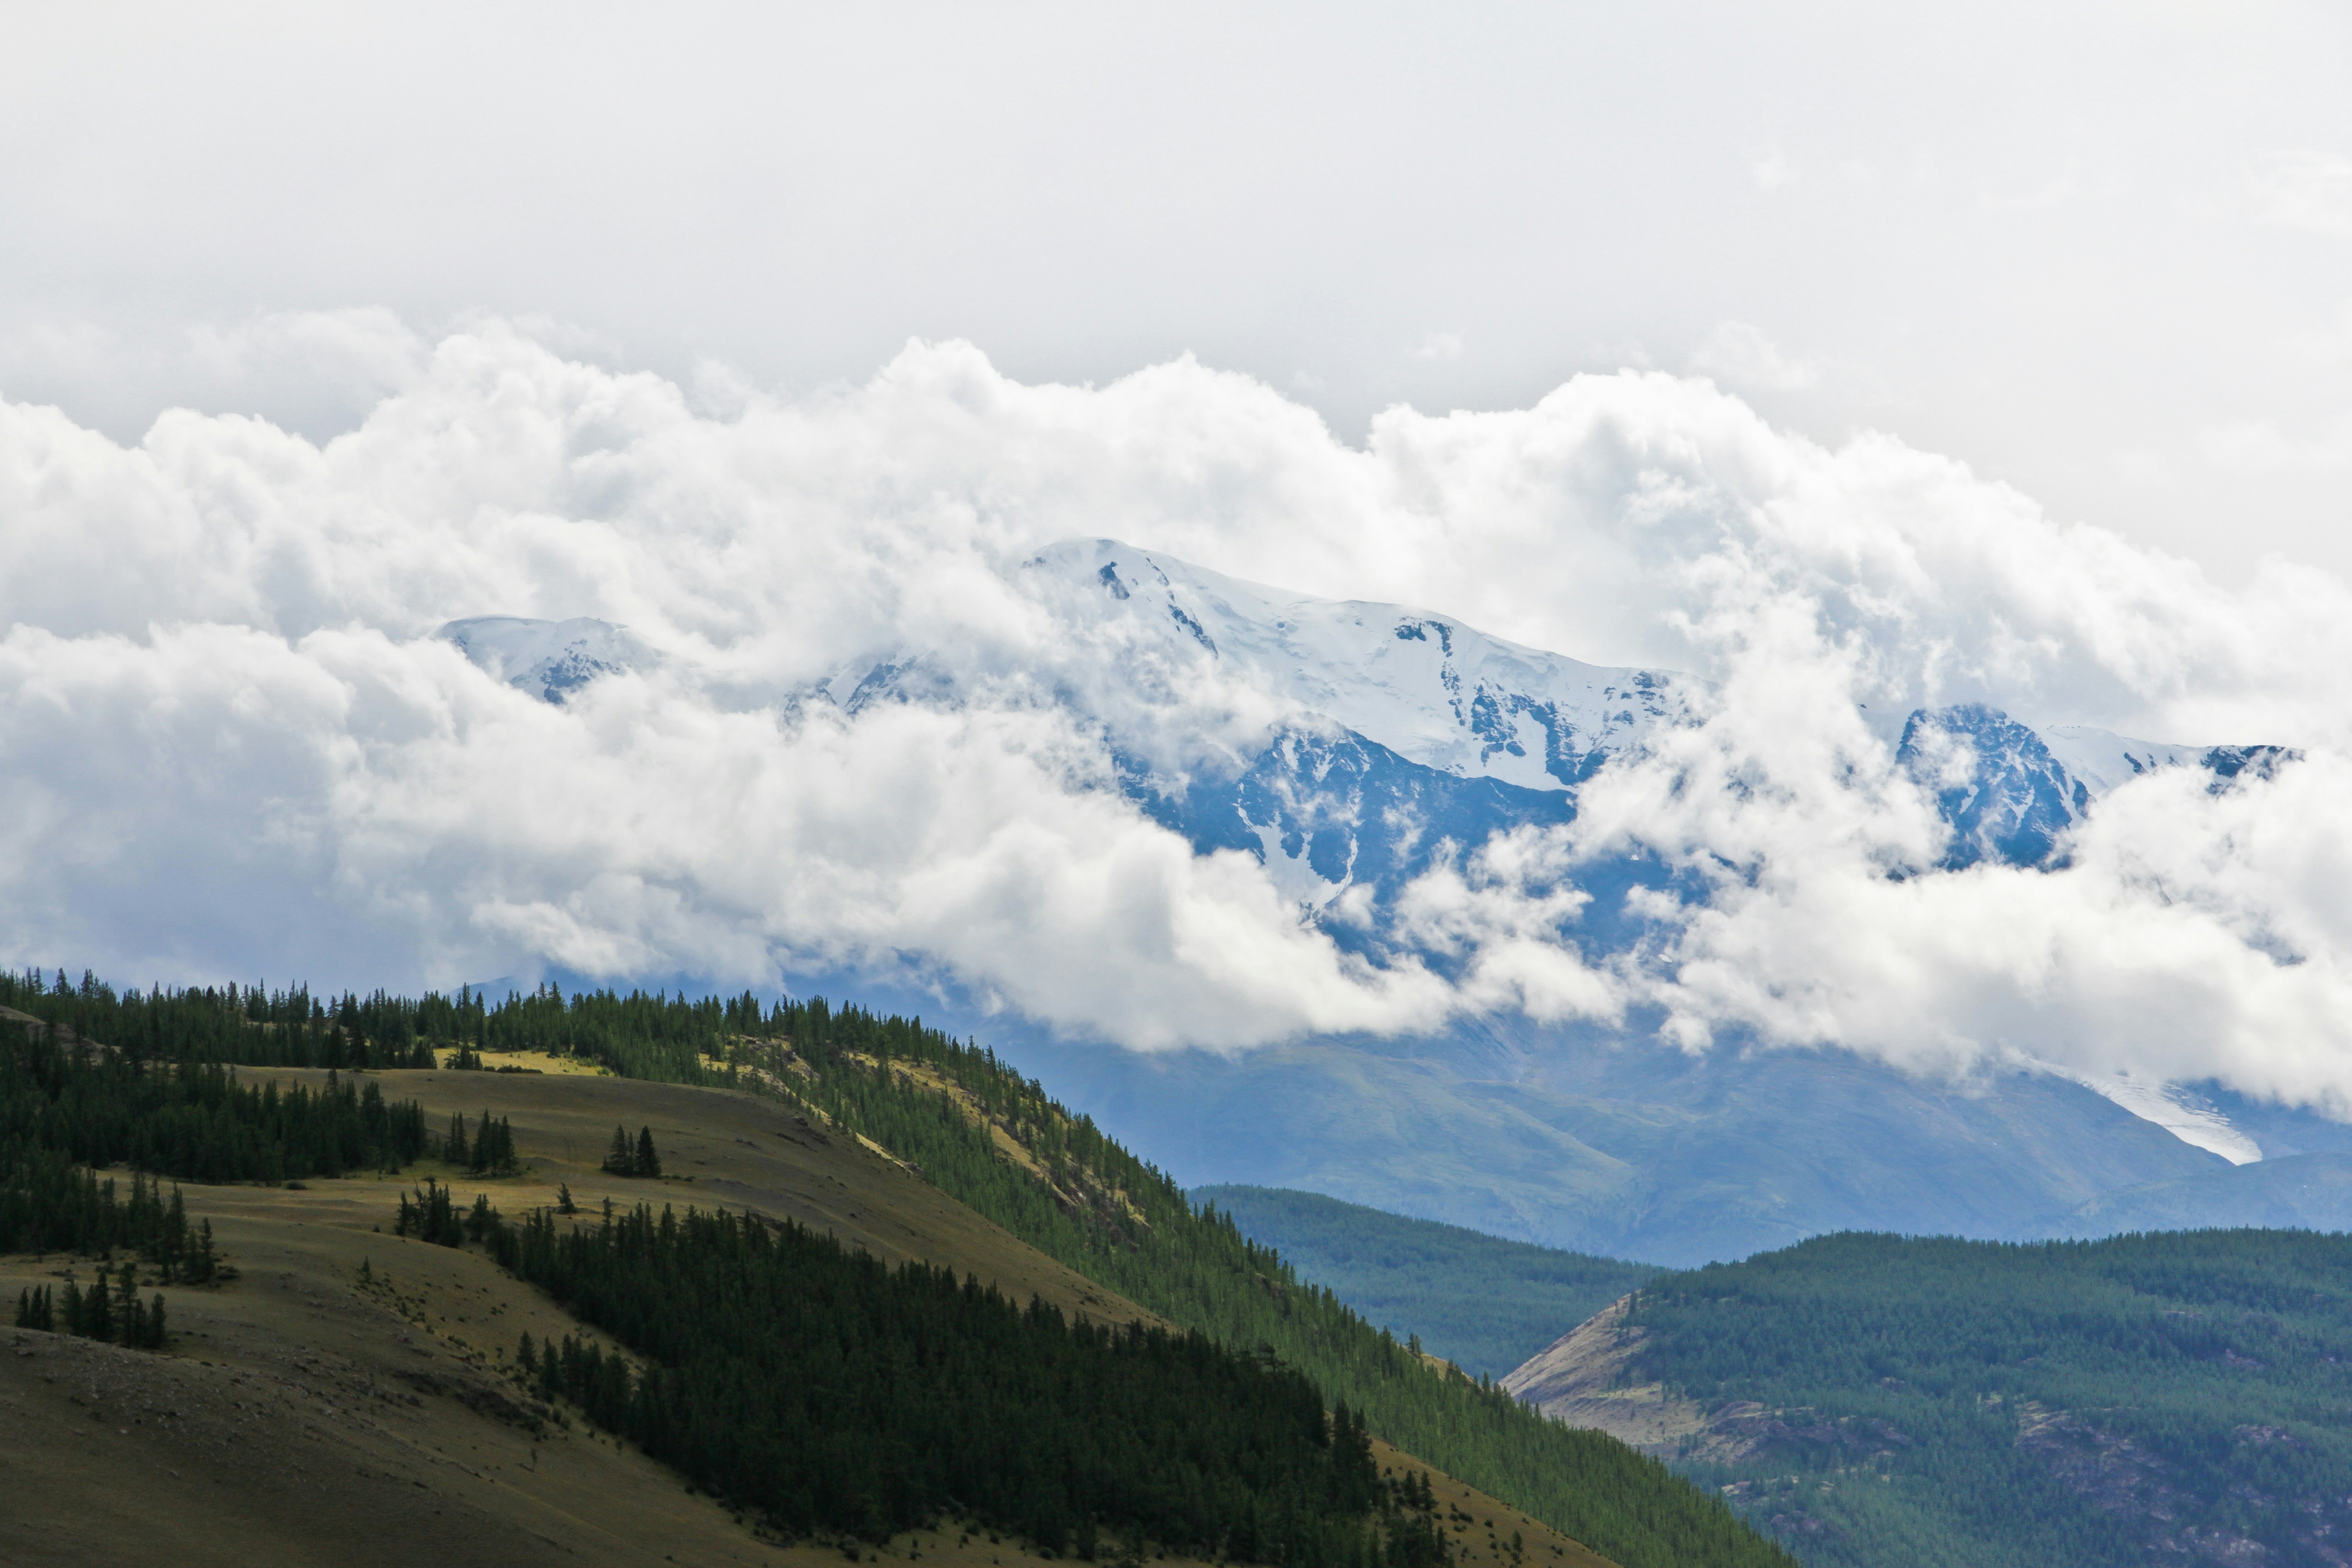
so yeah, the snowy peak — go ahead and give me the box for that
[2038,726,2207,796]
[440,616,643,703]
[1029,539,1692,791]
[1901,706,2295,869]
[1897,705,2085,869]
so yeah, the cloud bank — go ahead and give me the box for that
[3,321,2349,1106]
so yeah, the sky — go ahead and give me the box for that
[4,3,2349,582]
[5,5,2352,1107]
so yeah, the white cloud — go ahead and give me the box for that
[4,324,2352,1100]
[0,308,428,444]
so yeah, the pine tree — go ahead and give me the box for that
[160,1186,189,1283]
[84,1271,112,1343]
[603,1124,634,1176]
[635,1126,661,1179]
[446,1110,470,1167]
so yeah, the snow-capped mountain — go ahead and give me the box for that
[444,543,2286,947]
[1025,539,1693,792]
[440,615,645,705]
[445,543,2319,1252]
[1896,703,2295,870]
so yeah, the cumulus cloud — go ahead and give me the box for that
[3,322,2351,1097]
[0,307,430,444]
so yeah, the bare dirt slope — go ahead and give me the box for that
[5,1065,1615,1568]
[1502,1296,1709,1454]
[1505,1296,1806,1473]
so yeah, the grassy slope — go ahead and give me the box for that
[1191,1185,1657,1379]
[3,1065,1609,1568]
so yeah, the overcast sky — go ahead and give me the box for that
[5,2,2349,585]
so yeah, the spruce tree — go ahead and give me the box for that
[160,1186,189,1283]
[84,1271,112,1343]
[603,1124,633,1176]
[635,1126,661,1179]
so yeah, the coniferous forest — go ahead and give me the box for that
[484,1196,1440,1563]
[1618,1230,2352,1568]
[1190,1186,1658,1379]
[0,1002,431,1186]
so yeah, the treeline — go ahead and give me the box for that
[0,968,717,1080]
[1623,1230,2352,1568]
[4,1168,211,1358]
[0,1157,223,1283]
[2,967,437,1070]
[17,1261,169,1349]
[1,1001,430,1338]
[2,1020,431,1185]
[487,1196,1446,1564]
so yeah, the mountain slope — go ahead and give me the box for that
[2,1042,1610,1568]
[1018,1030,2235,1266]
[2,972,1790,1568]
[1192,1185,1658,1378]
[1505,1230,2352,1568]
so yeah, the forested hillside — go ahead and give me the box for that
[717,995,1785,1568]
[0,967,1789,1568]
[1538,1230,2352,1567]
[487,1196,1436,1564]
[1194,1185,1656,1378]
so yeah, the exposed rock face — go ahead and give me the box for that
[1505,1297,1917,1472]
[1501,1296,1713,1456]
